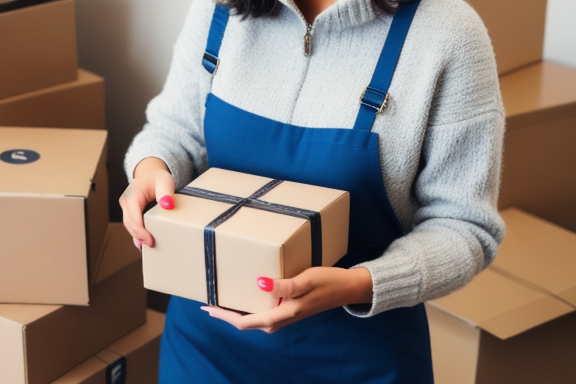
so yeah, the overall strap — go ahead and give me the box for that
[202,4,230,74]
[353,0,420,131]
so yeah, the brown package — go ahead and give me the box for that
[0,127,108,305]
[498,61,576,233]
[427,208,576,384]
[0,0,78,99]
[465,0,547,75]
[0,223,147,384]
[51,309,165,384]
[0,69,105,130]
[143,167,350,313]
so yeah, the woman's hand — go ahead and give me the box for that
[200,266,373,333]
[119,157,175,248]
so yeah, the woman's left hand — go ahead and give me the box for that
[200,266,372,333]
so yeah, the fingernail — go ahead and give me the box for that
[257,277,274,292]
[133,238,143,249]
[158,195,175,210]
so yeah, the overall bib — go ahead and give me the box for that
[160,2,433,383]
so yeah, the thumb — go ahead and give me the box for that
[155,171,176,210]
[256,275,311,299]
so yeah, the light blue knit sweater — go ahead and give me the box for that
[124,0,505,317]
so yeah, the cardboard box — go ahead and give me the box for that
[0,69,105,130]
[465,0,547,76]
[143,167,350,313]
[0,0,78,99]
[0,1,59,13]
[427,208,576,384]
[0,127,108,305]
[0,223,147,384]
[51,309,165,384]
[498,61,576,233]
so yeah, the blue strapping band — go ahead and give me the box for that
[202,4,230,74]
[353,0,420,131]
[178,180,322,307]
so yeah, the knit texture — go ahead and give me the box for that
[124,0,505,317]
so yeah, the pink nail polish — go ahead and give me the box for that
[257,277,273,292]
[158,195,175,210]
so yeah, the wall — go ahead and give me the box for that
[74,0,576,222]
[76,0,193,221]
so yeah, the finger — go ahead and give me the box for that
[201,302,299,333]
[120,187,154,247]
[155,171,176,210]
[266,273,314,300]
[123,204,154,247]
[200,306,246,327]
[133,237,143,249]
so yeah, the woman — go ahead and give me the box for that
[120,0,505,382]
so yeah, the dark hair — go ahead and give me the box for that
[221,0,401,19]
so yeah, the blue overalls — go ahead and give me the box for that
[159,1,433,383]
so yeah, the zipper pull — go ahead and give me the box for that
[304,23,312,56]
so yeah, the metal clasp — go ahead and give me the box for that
[202,52,220,75]
[360,87,389,114]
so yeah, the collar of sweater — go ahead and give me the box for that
[278,0,381,29]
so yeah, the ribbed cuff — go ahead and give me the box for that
[344,252,421,318]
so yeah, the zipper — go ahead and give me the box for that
[304,23,312,56]
[291,0,314,56]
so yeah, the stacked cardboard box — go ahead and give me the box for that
[50,309,166,384]
[0,223,147,384]
[427,208,576,384]
[0,0,105,129]
[427,2,576,383]
[465,0,547,75]
[0,2,159,383]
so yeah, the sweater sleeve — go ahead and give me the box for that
[346,2,505,317]
[123,0,215,190]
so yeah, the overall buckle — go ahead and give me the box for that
[360,87,389,114]
[202,52,220,75]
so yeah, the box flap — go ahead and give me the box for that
[0,127,107,196]
[500,62,576,118]
[430,269,573,339]
[0,304,61,326]
[492,208,576,307]
[105,309,165,356]
[0,69,103,104]
[94,223,141,284]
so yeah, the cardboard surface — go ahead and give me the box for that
[465,0,546,75]
[427,208,576,384]
[0,223,147,384]
[51,309,165,384]
[0,0,78,99]
[0,127,108,304]
[143,167,350,313]
[492,208,576,307]
[498,61,576,233]
[0,69,106,130]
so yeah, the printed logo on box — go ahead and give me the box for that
[106,357,127,384]
[0,149,40,164]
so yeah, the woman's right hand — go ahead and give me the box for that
[119,157,176,249]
